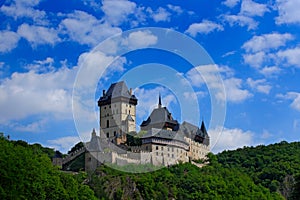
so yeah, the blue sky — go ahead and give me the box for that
[0,0,300,153]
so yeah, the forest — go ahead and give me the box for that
[0,133,299,200]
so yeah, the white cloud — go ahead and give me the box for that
[210,126,254,153]
[148,7,171,22]
[275,0,300,25]
[185,20,224,36]
[240,0,269,17]
[134,87,176,120]
[101,0,137,26]
[122,30,158,49]
[246,78,271,94]
[17,24,60,46]
[223,78,252,102]
[276,47,300,68]
[47,136,81,153]
[259,66,282,77]
[243,51,266,68]
[222,14,258,30]
[186,65,251,103]
[60,10,121,46]
[167,4,183,15]
[223,0,240,8]
[0,30,20,53]
[13,119,47,133]
[0,0,46,24]
[0,65,77,123]
[242,33,293,53]
[278,92,300,112]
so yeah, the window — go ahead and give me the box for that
[145,146,148,151]
[106,132,109,138]
[161,146,163,150]
[156,146,158,150]
[106,120,109,128]
[156,152,158,156]
[129,110,130,114]
[172,154,174,158]
[114,131,116,137]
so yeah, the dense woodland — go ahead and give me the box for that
[1,133,299,199]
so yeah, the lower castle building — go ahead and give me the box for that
[84,81,210,172]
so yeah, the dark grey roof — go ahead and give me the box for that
[141,128,188,145]
[180,121,199,138]
[140,107,179,129]
[106,81,131,98]
[98,81,138,106]
[87,134,102,152]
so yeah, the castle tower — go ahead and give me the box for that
[98,81,138,143]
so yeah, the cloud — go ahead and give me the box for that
[276,47,300,68]
[47,136,81,153]
[101,0,137,26]
[259,66,282,77]
[243,51,266,68]
[277,92,300,112]
[0,30,20,53]
[223,78,252,102]
[210,126,254,153]
[222,14,258,30]
[242,33,293,53]
[186,65,251,103]
[167,4,183,15]
[134,86,177,120]
[17,24,60,46]
[122,30,158,49]
[185,20,224,36]
[240,0,269,17]
[147,7,171,22]
[275,0,300,25]
[0,0,46,24]
[246,78,271,94]
[223,0,240,8]
[13,119,47,133]
[60,10,121,46]
[0,65,77,123]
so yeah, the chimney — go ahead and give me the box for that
[129,88,132,95]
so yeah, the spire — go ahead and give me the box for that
[92,128,96,137]
[158,93,162,108]
[200,121,207,136]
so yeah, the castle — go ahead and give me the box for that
[84,81,210,172]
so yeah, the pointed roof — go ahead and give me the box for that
[200,121,208,136]
[158,93,162,108]
[98,81,137,106]
[87,129,102,152]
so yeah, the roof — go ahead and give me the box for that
[87,134,102,152]
[140,107,179,130]
[141,128,188,145]
[98,81,138,106]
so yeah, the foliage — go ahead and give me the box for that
[126,132,142,146]
[88,162,282,200]
[217,141,300,199]
[0,137,97,200]
[68,142,84,154]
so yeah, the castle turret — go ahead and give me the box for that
[98,81,138,144]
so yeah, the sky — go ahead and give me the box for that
[0,0,300,153]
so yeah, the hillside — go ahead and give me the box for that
[1,134,299,199]
[0,136,97,200]
[86,141,300,200]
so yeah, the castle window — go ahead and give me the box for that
[109,105,111,108]
[130,105,131,108]
[168,147,170,151]
[161,146,163,150]
[106,132,109,138]
[88,157,91,161]
[104,106,106,109]
[129,110,130,114]
[145,146,148,151]
[106,120,109,128]
[168,153,170,157]
[172,147,174,152]
[156,146,158,150]
[156,152,158,156]
[161,153,163,156]
[114,131,116,137]
[172,154,174,158]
